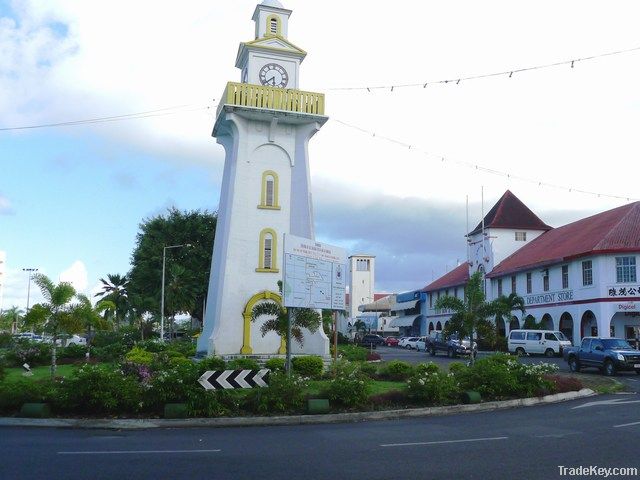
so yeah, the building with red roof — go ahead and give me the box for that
[412,191,640,346]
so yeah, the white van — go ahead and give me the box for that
[508,330,572,357]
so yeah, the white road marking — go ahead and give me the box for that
[572,398,640,409]
[380,436,508,447]
[613,421,640,428]
[58,449,221,455]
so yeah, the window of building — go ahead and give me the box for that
[526,272,532,294]
[543,270,549,292]
[454,287,458,298]
[562,265,569,289]
[582,260,593,286]
[259,171,280,209]
[497,278,503,297]
[267,16,280,35]
[511,275,516,294]
[515,232,527,241]
[356,259,370,272]
[429,293,432,308]
[616,256,637,283]
[257,228,278,272]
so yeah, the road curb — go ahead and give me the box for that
[0,388,595,430]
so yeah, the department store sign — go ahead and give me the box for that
[525,290,573,306]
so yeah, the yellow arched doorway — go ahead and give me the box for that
[241,290,286,355]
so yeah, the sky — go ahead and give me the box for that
[1,0,639,311]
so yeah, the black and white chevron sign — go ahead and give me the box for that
[198,369,270,390]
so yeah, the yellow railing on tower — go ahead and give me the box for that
[219,82,325,116]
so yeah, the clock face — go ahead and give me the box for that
[259,63,289,88]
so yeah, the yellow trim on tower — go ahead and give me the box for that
[259,170,280,209]
[241,290,283,354]
[256,228,279,272]
[265,14,282,37]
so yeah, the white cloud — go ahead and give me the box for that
[0,194,12,214]
[59,260,88,293]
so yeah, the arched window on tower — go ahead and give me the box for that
[257,228,279,272]
[259,171,280,209]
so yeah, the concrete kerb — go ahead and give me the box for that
[0,388,595,430]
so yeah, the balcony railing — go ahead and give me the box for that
[219,82,325,116]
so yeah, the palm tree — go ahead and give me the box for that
[434,271,513,365]
[23,274,88,379]
[0,306,24,333]
[75,294,114,355]
[164,264,197,339]
[95,274,131,328]
[493,292,526,341]
[250,283,321,366]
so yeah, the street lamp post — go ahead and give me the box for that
[22,268,39,314]
[161,244,192,342]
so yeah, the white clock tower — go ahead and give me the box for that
[197,0,330,357]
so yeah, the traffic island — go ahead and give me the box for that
[0,388,595,430]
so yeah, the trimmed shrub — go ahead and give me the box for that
[245,372,308,414]
[60,344,87,360]
[324,361,370,408]
[227,358,260,371]
[292,355,324,379]
[166,340,196,358]
[0,359,5,381]
[197,356,226,374]
[92,342,128,362]
[135,340,168,353]
[125,346,155,366]
[91,326,139,349]
[454,354,558,399]
[55,364,143,414]
[407,367,460,405]
[358,361,378,378]
[264,357,285,373]
[0,332,13,348]
[379,360,414,381]
[448,362,466,375]
[144,362,201,412]
[337,345,367,362]
[0,379,54,414]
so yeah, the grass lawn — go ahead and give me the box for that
[306,379,406,397]
[4,364,77,382]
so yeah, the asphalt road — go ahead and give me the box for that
[2,392,640,480]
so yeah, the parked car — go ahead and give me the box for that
[358,334,385,348]
[415,336,428,352]
[12,332,44,342]
[58,334,87,347]
[563,337,640,376]
[400,336,420,350]
[508,329,571,357]
[426,331,477,358]
[384,336,399,347]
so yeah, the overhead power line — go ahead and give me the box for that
[333,118,639,202]
[326,45,640,92]
[0,104,214,132]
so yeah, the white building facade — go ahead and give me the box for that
[197,0,329,357]
[420,192,640,347]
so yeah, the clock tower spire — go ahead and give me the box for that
[236,1,306,88]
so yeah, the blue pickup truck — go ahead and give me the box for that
[563,337,640,376]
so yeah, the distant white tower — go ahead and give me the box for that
[348,255,375,321]
[197,1,329,356]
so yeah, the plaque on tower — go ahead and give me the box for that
[283,234,346,310]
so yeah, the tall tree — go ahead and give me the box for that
[128,208,216,326]
[0,306,24,333]
[435,271,513,365]
[95,273,131,328]
[494,292,526,336]
[23,274,87,379]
